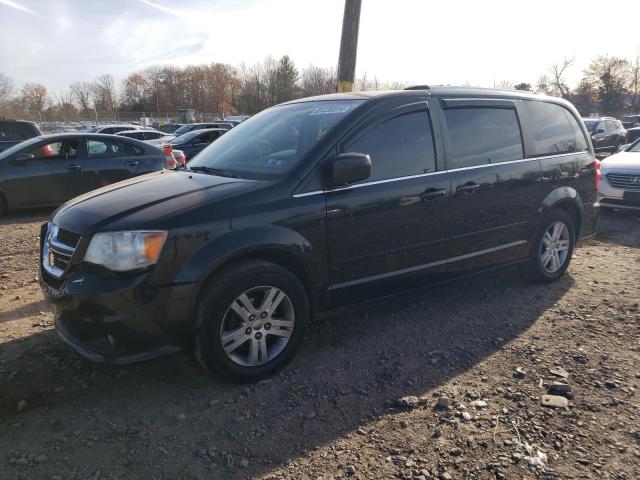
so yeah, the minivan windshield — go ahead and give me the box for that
[188,100,364,180]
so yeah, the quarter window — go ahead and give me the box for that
[443,107,523,169]
[26,140,78,160]
[523,101,588,156]
[345,111,436,182]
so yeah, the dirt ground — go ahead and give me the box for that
[0,209,639,480]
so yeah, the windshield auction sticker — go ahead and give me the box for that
[308,104,354,116]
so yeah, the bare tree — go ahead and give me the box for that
[70,81,93,112]
[300,65,335,97]
[629,55,640,113]
[0,73,14,113]
[21,82,49,117]
[91,74,117,113]
[539,57,574,98]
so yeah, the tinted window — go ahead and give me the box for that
[0,122,38,141]
[346,111,436,182]
[87,139,142,157]
[523,102,587,156]
[26,140,78,160]
[444,107,523,168]
[605,120,618,132]
[583,119,597,133]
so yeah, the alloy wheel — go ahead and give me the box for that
[540,221,570,274]
[219,286,295,367]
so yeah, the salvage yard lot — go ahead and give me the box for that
[1,210,639,479]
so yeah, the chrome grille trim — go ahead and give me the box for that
[606,173,640,191]
[42,223,81,279]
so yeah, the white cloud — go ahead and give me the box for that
[0,0,639,92]
[0,0,35,14]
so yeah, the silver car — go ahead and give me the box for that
[597,139,640,210]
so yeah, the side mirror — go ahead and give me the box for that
[13,153,34,164]
[329,152,372,187]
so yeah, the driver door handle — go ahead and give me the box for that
[456,182,480,194]
[421,188,447,201]
[66,164,81,171]
[127,161,139,166]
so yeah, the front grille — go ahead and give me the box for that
[606,173,640,191]
[41,269,63,289]
[52,250,72,270]
[56,228,82,248]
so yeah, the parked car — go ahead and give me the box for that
[172,122,228,136]
[627,126,640,144]
[40,87,598,381]
[597,137,640,210]
[116,129,169,141]
[0,133,164,213]
[87,124,142,135]
[621,114,640,129]
[159,123,184,134]
[145,135,177,146]
[0,119,42,152]
[582,117,627,154]
[167,128,226,160]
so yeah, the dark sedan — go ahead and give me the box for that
[168,128,226,160]
[0,133,164,214]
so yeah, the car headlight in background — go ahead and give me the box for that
[84,231,167,271]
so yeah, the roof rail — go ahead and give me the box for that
[403,85,431,90]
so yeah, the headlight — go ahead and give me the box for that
[84,231,167,271]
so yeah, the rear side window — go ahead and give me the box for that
[523,101,588,156]
[346,111,436,182]
[443,108,523,169]
[88,139,142,157]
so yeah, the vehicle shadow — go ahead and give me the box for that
[0,299,50,324]
[596,208,640,248]
[0,267,573,478]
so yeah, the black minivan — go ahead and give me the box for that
[40,87,599,381]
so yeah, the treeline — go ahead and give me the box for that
[0,55,403,122]
[1,53,639,122]
[500,55,640,116]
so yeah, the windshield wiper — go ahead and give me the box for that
[189,166,240,178]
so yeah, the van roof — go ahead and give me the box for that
[283,86,552,105]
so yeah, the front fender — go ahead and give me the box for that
[174,225,314,285]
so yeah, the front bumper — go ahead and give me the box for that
[597,176,640,210]
[41,265,194,364]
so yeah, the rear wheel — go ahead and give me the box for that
[520,208,575,283]
[195,260,309,382]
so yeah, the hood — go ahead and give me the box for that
[601,151,640,172]
[52,170,258,234]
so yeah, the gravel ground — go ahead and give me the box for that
[0,209,639,480]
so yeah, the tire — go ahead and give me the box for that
[519,208,576,284]
[194,260,309,382]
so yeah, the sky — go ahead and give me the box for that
[1,0,639,93]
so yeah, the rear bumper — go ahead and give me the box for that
[41,266,195,364]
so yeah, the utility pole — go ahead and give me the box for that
[337,0,362,93]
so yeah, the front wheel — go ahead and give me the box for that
[195,260,309,382]
[520,209,575,283]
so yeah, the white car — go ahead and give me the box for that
[597,139,640,210]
